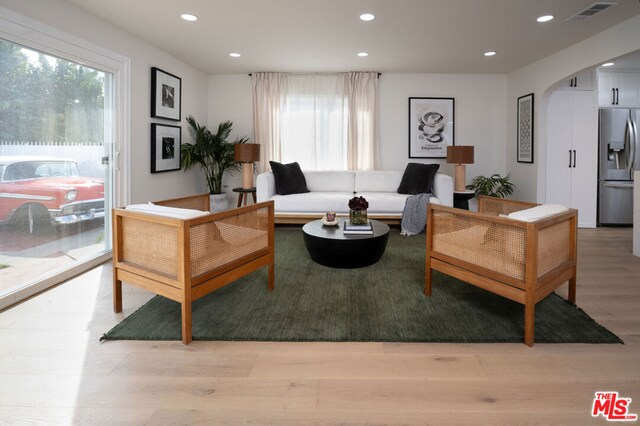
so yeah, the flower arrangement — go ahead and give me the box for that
[348,196,369,225]
[348,196,369,211]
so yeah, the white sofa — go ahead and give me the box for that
[257,170,453,223]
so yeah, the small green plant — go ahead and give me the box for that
[466,173,516,198]
[0,264,9,270]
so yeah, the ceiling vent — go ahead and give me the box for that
[565,2,616,22]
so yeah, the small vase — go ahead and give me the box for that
[349,209,368,225]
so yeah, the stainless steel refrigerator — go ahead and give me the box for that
[598,108,639,225]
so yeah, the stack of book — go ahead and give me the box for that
[343,220,373,235]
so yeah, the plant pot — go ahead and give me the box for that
[209,193,229,212]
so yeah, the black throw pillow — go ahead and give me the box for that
[269,161,310,195]
[397,163,440,195]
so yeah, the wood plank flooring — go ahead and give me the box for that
[0,227,638,425]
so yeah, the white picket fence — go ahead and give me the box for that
[0,142,105,178]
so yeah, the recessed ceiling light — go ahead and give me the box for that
[359,13,375,21]
[357,52,369,57]
[229,52,241,58]
[180,13,198,22]
[484,51,496,57]
[602,62,614,67]
[536,15,554,23]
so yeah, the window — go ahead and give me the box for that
[281,74,348,170]
[252,72,378,171]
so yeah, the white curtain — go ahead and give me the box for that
[252,72,378,171]
[281,74,347,170]
[347,72,378,170]
[252,72,286,173]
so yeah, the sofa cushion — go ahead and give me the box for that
[271,192,354,213]
[507,204,569,222]
[355,171,403,193]
[397,163,440,195]
[126,203,209,219]
[269,161,310,195]
[355,192,411,213]
[304,171,355,192]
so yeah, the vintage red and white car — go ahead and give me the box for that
[0,156,104,232]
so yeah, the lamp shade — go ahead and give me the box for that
[446,146,474,165]
[234,144,260,162]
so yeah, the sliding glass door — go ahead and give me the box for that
[0,37,115,305]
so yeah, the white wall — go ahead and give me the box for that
[208,73,508,189]
[208,75,254,205]
[507,15,640,202]
[378,74,507,181]
[0,0,210,203]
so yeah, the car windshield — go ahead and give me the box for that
[3,161,80,181]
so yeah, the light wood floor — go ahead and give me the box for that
[0,227,638,425]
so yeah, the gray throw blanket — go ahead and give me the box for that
[401,193,431,235]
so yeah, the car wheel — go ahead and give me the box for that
[14,204,52,234]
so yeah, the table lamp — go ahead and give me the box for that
[446,145,474,192]
[234,144,261,189]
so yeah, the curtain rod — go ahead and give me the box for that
[248,72,381,78]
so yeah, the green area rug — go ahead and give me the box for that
[101,228,622,344]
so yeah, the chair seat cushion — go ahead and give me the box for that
[126,203,209,219]
[507,204,569,222]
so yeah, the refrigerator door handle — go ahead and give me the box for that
[602,182,634,188]
[626,117,635,174]
[631,118,638,172]
[611,88,615,105]
[568,150,572,168]
[573,150,576,168]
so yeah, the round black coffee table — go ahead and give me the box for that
[302,219,390,268]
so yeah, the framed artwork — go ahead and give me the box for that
[517,93,534,163]
[408,97,455,158]
[151,67,181,121]
[151,123,181,173]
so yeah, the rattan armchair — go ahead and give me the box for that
[425,196,577,346]
[112,194,274,344]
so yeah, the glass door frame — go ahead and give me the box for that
[0,6,130,310]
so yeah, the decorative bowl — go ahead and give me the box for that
[321,216,340,226]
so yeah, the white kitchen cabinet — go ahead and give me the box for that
[598,71,640,107]
[546,90,598,227]
[561,68,594,90]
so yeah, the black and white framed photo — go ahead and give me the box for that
[517,93,534,164]
[151,123,181,173]
[408,97,455,158]
[151,67,182,121]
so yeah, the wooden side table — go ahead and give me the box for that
[233,187,257,207]
[453,190,475,210]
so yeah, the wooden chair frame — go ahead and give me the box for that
[425,196,578,346]
[112,194,274,344]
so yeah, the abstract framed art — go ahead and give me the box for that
[151,67,182,121]
[151,123,181,173]
[408,97,455,158]
[517,93,534,164]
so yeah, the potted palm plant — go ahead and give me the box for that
[181,115,249,211]
[466,173,516,198]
